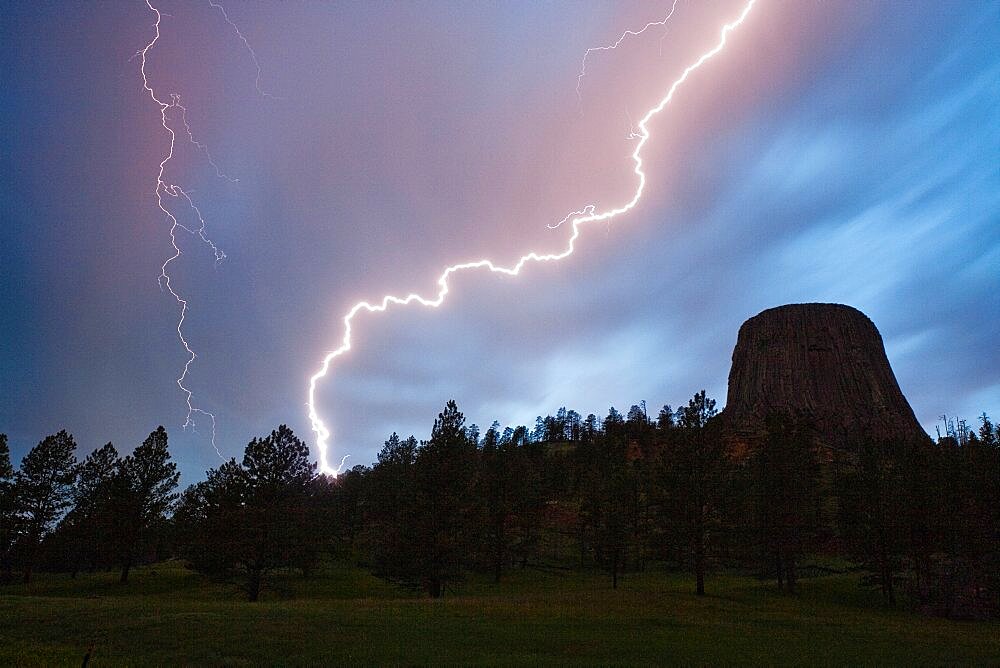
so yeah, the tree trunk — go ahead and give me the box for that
[494,524,504,583]
[876,524,896,606]
[880,559,895,606]
[22,539,36,584]
[695,536,705,596]
[247,571,261,602]
[120,558,132,584]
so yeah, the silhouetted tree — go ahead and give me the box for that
[749,414,823,593]
[365,433,420,582]
[237,425,316,600]
[531,416,546,443]
[657,405,675,430]
[174,459,246,581]
[411,400,479,597]
[480,424,509,581]
[653,391,723,595]
[925,430,1000,618]
[565,410,583,441]
[577,430,636,588]
[582,413,600,441]
[63,442,120,576]
[112,427,179,583]
[175,425,316,601]
[979,413,997,449]
[603,407,624,432]
[478,423,542,581]
[0,434,15,583]
[14,430,77,582]
[627,404,647,426]
[321,464,367,565]
[837,436,931,607]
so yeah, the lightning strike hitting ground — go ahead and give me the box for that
[576,0,681,105]
[308,0,757,476]
[139,0,270,457]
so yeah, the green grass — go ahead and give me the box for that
[1,562,997,666]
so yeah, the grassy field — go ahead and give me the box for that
[1,562,997,666]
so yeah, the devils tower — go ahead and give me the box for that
[722,303,928,449]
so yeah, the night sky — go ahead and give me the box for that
[3,1,998,482]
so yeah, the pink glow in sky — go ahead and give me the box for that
[2,1,997,480]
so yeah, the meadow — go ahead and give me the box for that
[2,562,998,666]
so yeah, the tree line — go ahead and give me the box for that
[1,399,997,617]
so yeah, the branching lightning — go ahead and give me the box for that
[207,0,280,100]
[139,0,271,457]
[308,0,757,475]
[576,0,682,105]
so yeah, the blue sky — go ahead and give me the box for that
[2,1,997,481]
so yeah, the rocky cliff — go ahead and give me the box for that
[721,303,927,448]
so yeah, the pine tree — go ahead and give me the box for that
[112,426,179,583]
[0,434,16,583]
[412,400,479,597]
[173,459,247,582]
[979,413,997,448]
[173,426,317,601]
[14,430,77,583]
[367,433,419,583]
[750,413,822,593]
[653,392,722,595]
[64,442,120,575]
[238,424,316,600]
[657,405,675,430]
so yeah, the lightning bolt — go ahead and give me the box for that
[139,0,271,457]
[308,0,757,475]
[576,0,682,105]
[207,0,280,100]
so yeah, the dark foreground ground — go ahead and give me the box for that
[1,562,997,665]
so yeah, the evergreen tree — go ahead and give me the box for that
[480,424,509,582]
[626,404,647,425]
[366,433,420,584]
[112,427,179,583]
[64,442,120,575]
[412,400,479,597]
[657,405,675,430]
[237,424,316,600]
[604,407,624,430]
[0,434,16,583]
[174,426,316,601]
[174,459,246,582]
[565,410,583,441]
[577,429,636,588]
[749,414,822,593]
[653,392,722,595]
[979,413,997,448]
[837,437,920,606]
[14,430,77,582]
[531,416,546,443]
